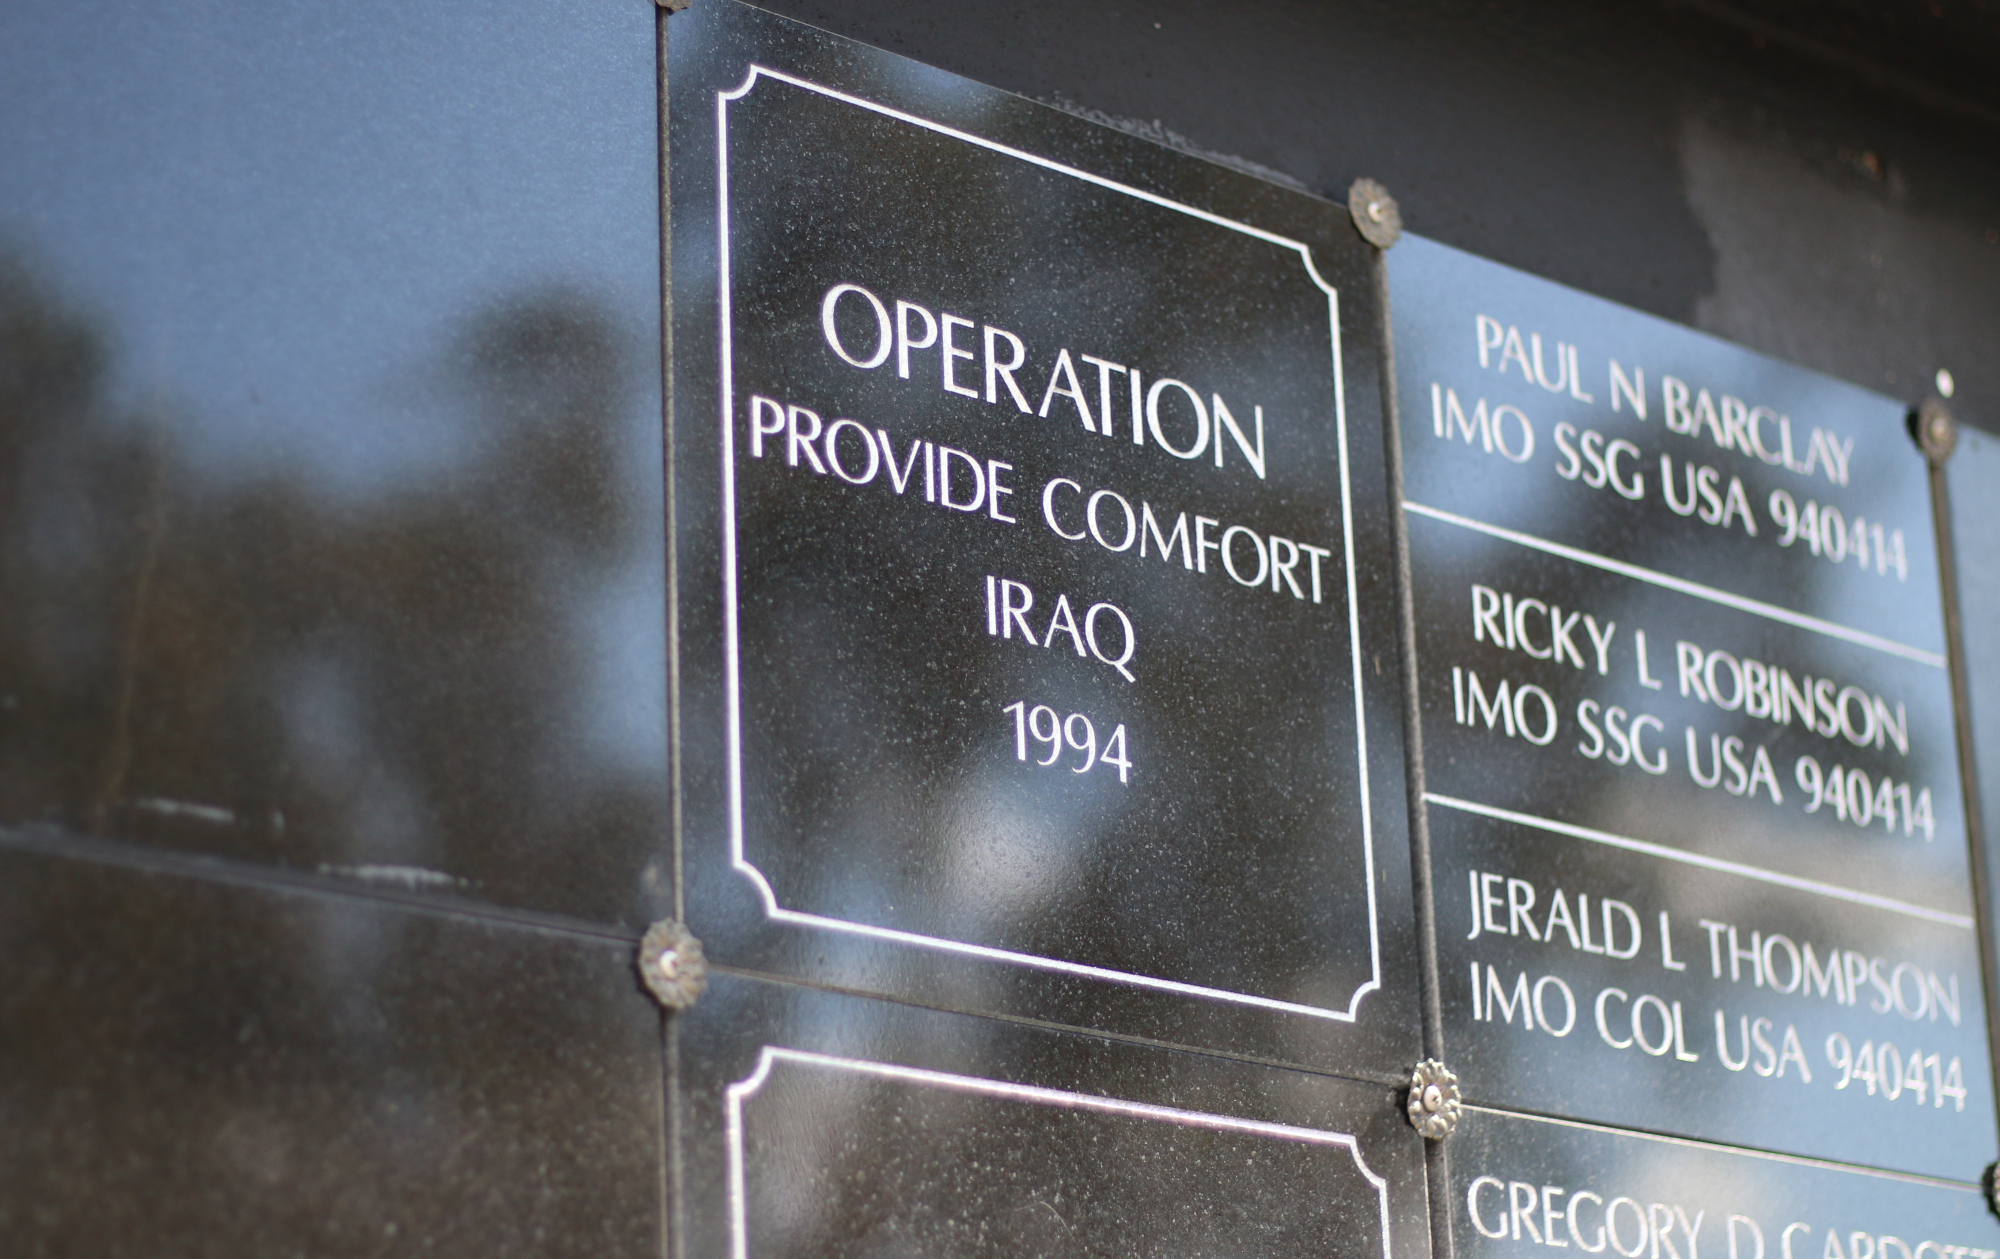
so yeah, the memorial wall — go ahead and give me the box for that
[5,0,2000,1254]
[663,3,2000,1253]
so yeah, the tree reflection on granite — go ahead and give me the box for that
[0,251,668,925]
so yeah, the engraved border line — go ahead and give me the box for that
[716,65,1381,1021]
[725,1046,1394,1259]
[1402,500,1947,669]
[1464,1104,1981,1192]
[1426,792,1974,929]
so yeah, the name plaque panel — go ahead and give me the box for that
[671,0,1414,1069]
[674,972,1429,1259]
[1392,236,1991,1179]
[1452,1107,2000,1259]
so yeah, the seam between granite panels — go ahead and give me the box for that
[0,823,643,946]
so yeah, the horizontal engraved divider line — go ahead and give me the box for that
[726,65,1344,291]
[1425,793,1974,930]
[727,1047,1392,1259]
[740,1046,1383,1150]
[763,903,1362,1020]
[1401,500,1947,669]
[1462,1104,1981,1192]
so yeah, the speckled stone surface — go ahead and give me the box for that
[0,846,664,1258]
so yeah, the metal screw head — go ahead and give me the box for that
[1915,398,1958,466]
[638,919,708,1011]
[1406,1058,1462,1140]
[1348,178,1402,250]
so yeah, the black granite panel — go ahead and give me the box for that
[1433,803,1989,1180]
[1946,426,2000,1077]
[674,969,1431,1259]
[1393,236,1992,1178]
[1408,510,1965,911]
[0,843,663,1257]
[668,0,1418,1076]
[1451,1107,2000,1259]
[1395,234,1947,656]
[0,0,669,927]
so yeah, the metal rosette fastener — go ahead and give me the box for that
[638,919,709,1011]
[1407,1058,1462,1140]
[1347,177,1403,250]
[1915,398,1958,467]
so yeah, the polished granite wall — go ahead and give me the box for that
[0,0,674,1250]
[5,0,2000,1255]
